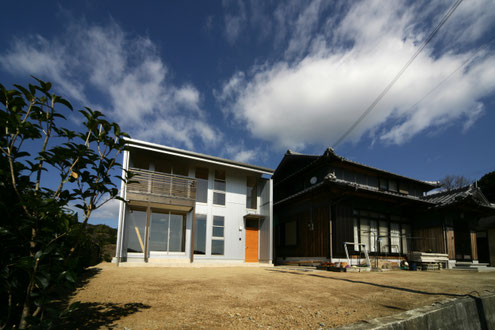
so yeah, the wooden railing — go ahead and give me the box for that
[127,168,196,200]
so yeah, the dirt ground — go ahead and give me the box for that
[68,263,495,329]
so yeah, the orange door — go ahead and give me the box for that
[245,228,259,262]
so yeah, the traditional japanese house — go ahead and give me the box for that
[114,138,274,265]
[273,148,495,268]
[422,185,495,266]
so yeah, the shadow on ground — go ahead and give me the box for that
[58,266,151,329]
[65,302,151,329]
[267,268,465,298]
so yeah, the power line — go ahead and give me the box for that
[332,0,463,148]
[401,34,495,116]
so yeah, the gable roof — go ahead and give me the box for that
[273,147,438,189]
[124,138,274,175]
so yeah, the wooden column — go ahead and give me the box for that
[471,231,478,261]
[144,206,151,262]
[446,227,456,259]
[190,208,195,263]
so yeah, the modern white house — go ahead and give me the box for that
[114,138,274,265]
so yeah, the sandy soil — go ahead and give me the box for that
[68,263,495,329]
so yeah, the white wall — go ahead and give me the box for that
[118,149,273,262]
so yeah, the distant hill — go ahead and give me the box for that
[86,223,117,262]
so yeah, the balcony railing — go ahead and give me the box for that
[127,168,196,201]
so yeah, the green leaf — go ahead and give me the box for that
[55,97,73,111]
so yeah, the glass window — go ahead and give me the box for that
[389,180,398,192]
[368,176,378,188]
[213,170,226,205]
[149,211,169,252]
[126,209,147,253]
[369,220,378,252]
[194,214,207,255]
[402,224,411,254]
[357,173,367,185]
[353,217,359,251]
[379,221,389,253]
[213,192,225,205]
[195,167,208,203]
[212,216,224,255]
[379,178,388,190]
[154,158,171,173]
[149,211,185,253]
[173,163,188,176]
[399,182,409,195]
[168,213,184,252]
[246,176,258,209]
[344,170,355,183]
[360,219,370,251]
[390,223,400,253]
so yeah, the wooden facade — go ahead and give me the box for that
[273,148,495,265]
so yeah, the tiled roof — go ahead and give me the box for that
[274,147,438,188]
[422,184,495,209]
[274,175,433,206]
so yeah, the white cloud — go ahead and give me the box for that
[222,141,265,164]
[92,198,121,220]
[0,20,221,151]
[218,0,495,149]
[223,0,247,44]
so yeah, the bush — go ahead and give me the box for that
[0,78,129,328]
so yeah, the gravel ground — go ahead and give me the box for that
[68,263,495,329]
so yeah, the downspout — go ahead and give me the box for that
[115,149,129,266]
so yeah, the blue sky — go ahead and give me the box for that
[1,1,494,227]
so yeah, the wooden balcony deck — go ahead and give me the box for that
[126,168,196,208]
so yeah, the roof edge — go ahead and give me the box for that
[123,137,274,175]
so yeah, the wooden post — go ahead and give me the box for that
[471,231,478,261]
[191,208,195,263]
[144,206,151,262]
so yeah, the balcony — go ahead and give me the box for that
[126,168,196,208]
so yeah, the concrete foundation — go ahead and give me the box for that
[337,291,495,329]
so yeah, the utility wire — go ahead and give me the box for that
[332,0,463,148]
[402,34,495,116]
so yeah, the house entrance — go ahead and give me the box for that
[245,219,259,262]
[454,219,472,261]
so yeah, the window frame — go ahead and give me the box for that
[211,215,225,255]
[213,169,226,206]
[246,176,258,210]
[353,210,408,256]
[193,214,207,255]
[195,167,209,204]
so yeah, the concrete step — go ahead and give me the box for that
[454,262,495,272]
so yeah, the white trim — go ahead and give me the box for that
[269,178,273,263]
[115,149,129,261]
[125,139,273,175]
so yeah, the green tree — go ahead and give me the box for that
[479,171,495,203]
[0,78,129,328]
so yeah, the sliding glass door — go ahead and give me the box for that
[149,211,186,253]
